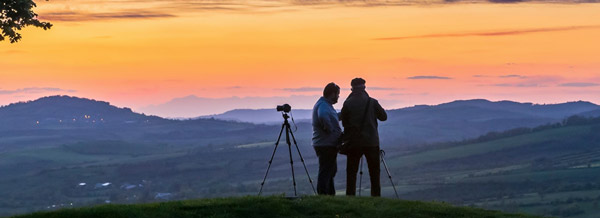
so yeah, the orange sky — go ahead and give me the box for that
[1,0,599,116]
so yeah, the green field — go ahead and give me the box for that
[375,122,600,218]
[2,119,600,218]
[386,125,591,168]
[11,196,543,218]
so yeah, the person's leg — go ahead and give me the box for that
[314,146,328,195]
[364,146,381,197]
[323,146,338,196]
[346,148,362,196]
[328,177,335,195]
[316,146,338,195]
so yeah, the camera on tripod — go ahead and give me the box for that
[276,104,291,113]
[259,103,316,197]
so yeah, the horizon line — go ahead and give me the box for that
[2,94,598,119]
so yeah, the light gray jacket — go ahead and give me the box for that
[312,97,342,147]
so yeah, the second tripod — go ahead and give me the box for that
[258,112,316,196]
[357,149,400,199]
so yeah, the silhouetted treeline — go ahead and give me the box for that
[562,115,600,126]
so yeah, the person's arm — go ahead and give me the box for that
[318,104,335,133]
[374,99,387,121]
[340,103,349,128]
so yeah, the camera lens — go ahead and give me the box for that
[276,104,291,113]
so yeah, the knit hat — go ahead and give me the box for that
[351,78,366,88]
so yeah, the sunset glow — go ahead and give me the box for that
[1,0,599,117]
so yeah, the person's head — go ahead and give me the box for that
[351,78,366,91]
[323,82,340,104]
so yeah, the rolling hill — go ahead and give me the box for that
[0,96,280,152]
[378,116,600,218]
[3,96,598,151]
[204,99,600,145]
[11,196,541,218]
[2,95,600,218]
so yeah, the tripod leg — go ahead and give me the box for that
[380,150,400,199]
[285,124,298,197]
[258,123,285,196]
[288,125,317,195]
[359,156,364,197]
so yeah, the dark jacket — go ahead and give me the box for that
[340,89,387,147]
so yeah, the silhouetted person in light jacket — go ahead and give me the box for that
[341,78,387,197]
[312,82,342,195]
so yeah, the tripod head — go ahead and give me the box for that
[281,112,290,120]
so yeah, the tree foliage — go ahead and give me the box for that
[1,0,52,43]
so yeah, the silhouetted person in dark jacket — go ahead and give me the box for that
[312,82,341,195]
[341,78,387,197]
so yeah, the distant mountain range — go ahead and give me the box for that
[0,96,279,151]
[202,99,600,145]
[380,99,600,145]
[1,96,599,151]
[199,109,313,124]
[138,95,321,118]
[204,99,599,123]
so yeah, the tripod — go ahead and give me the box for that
[258,112,316,196]
[358,149,400,199]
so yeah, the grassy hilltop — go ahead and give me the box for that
[12,196,543,218]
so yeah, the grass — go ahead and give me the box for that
[11,196,544,218]
[5,123,599,218]
[481,189,600,206]
[235,141,275,149]
[386,125,591,168]
[462,167,600,183]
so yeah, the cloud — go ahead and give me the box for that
[473,75,489,78]
[487,0,526,3]
[373,25,600,41]
[281,86,399,92]
[39,11,175,22]
[38,1,289,23]
[164,1,276,12]
[289,0,432,7]
[407,76,452,80]
[291,0,593,6]
[499,74,528,79]
[559,82,600,87]
[368,87,401,90]
[36,1,600,24]
[481,75,559,87]
[281,87,323,92]
[389,92,429,96]
[0,87,77,95]
[491,83,541,87]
